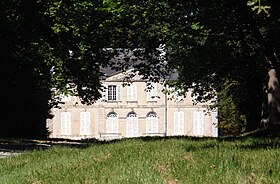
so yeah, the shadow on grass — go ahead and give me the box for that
[1,132,279,153]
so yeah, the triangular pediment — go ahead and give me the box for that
[105,69,144,82]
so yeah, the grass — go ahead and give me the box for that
[0,136,279,184]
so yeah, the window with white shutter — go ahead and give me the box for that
[107,85,121,101]
[106,112,119,133]
[211,111,218,137]
[127,84,137,101]
[80,112,91,135]
[193,111,204,136]
[61,112,71,135]
[174,111,184,135]
[147,84,157,101]
[146,112,158,134]
[126,112,138,137]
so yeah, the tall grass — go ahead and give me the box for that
[0,137,279,184]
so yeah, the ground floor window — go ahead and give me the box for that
[193,111,204,136]
[61,111,71,135]
[106,112,119,133]
[174,111,184,135]
[146,112,158,134]
[80,112,91,135]
[126,112,138,137]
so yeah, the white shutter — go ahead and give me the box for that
[146,117,152,133]
[61,112,71,135]
[152,117,158,133]
[127,84,137,101]
[80,112,91,135]
[179,111,184,135]
[106,114,118,133]
[101,85,107,101]
[126,115,138,137]
[174,112,179,135]
[193,111,204,136]
[174,111,184,135]
[117,85,121,101]
[127,85,132,101]
[132,84,137,101]
[211,112,218,137]
[106,118,113,132]
[147,84,157,101]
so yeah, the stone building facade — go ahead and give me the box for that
[47,70,218,140]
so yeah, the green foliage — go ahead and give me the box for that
[217,81,247,136]
[0,137,279,183]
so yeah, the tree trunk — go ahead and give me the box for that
[267,69,280,129]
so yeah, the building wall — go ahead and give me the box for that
[47,80,218,140]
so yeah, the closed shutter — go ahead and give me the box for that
[127,84,137,101]
[174,111,184,135]
[193,111,204,136]
[102,85,107,101]
[126,114,138,137]
[147,84,157,101]
[106,113,118,133]
[146,113,158,134]
[61,112,71,135]
[80,112,91,135]
[117,85,121,101]
[211,111,218,137]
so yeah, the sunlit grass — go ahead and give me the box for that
[0,137,279,184]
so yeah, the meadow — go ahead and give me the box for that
[0,136,279,184]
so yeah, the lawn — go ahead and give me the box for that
[0,137,279,184]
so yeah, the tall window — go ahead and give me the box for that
[107,85,120,101]
[61,112,71,135]
[211,111,218,137]
[126,112,138,137]
[80,112,91,135]
[146,112,158,134]
[127,84,137,101]
[193,111,204,136]
[106,112,119,133]
[174,111,184,135]
[147,84,157,101]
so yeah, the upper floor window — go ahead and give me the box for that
[127,84,137,101]
[147,84,158,101]
[106,85,121,101]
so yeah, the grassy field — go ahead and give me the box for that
[0,137,279,184]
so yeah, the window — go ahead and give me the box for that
[193,111,204,136]
[146,112,158,134]
[61,112,71,135]
[147,84,158,101]
[174,111,184,135]
[211,111,218,137]
[127,84,137,101]
[80,112,91,135]
[106,112,119,133]
[126,112,138,137]
[107,85,121,101]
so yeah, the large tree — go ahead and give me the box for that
[102,0,280,132]
[0,0,119,138]
[1,0,279,138]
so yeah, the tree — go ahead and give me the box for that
[103,0,280,132]
[0,0,118,138]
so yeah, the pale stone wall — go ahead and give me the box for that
[47,78,218,140]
